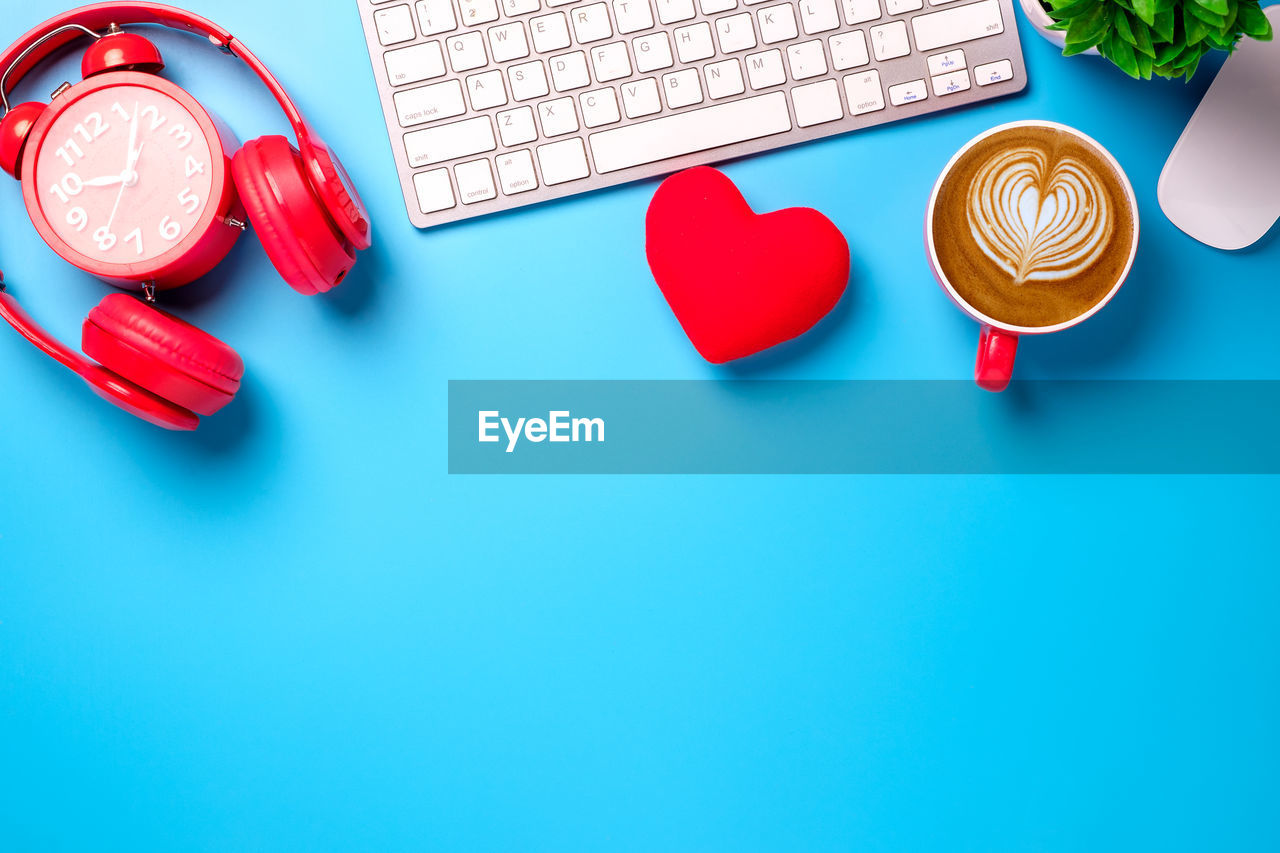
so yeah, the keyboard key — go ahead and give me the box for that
[571,3,614,42]
[927,49,966,76]
[496,105,538,144]
[364,0,1026,227]
[843,69,884,114]
[459,0,501,25]
[841,0,880,25]
[786,39,827,79]
[756,4,798,43]
[374,5,416,46]
[885,0,922,13]
[674,22,716,62]
[931,68,971,95]
[503,0,542,14]
[612,0,655,33]
[394,80,467,127]
[414,168,455,212]
[716,13,758,53]
[745,48,785,88]
[829,31,869,69]
[888,78,927,104]
[384,43,447,86]
[538,96,580,135]
[405,116,497,167]
[621,78,662,116]
[792,79,843,126]
[974,59,1014,85]
[496,149,539,194]
[911,0,1003,52]
[580,87,622,126]
[705,58,745,98]
[590,42,633,81]
[550,51,591,90]
[662,68,704,108]
[537,137,591,184]
[869,21,909,60]
[446,32,489,72]
[466,70,509,109]
[415,0,458,36]
[509,60,550,99]
[656,0,697,22]
[488,23,530,62]
[590,91,791,173]
[530,12,572,52]
[633,32,674,72]
[455,158,497,203]
[799,0,840,33]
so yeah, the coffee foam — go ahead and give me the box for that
[967,147,1114,285]
[932,125,1136,329]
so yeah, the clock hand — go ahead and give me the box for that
[104,182,127,233]
[104,143,143,233]
[124,102,139,172]
[83,175,125,188]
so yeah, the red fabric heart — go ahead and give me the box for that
[645,167,850,364]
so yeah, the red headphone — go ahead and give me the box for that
[0,3,372,430]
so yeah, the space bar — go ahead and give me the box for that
[589,93,793,174]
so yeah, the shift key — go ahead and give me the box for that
[911,0,1004,52]
[404,117,497,168]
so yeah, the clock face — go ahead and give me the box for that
[32,84,218,269]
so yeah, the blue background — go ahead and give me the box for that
[2,0,1278,849]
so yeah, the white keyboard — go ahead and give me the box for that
[358,0,1026,227]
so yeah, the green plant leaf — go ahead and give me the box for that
[1136,49,1155,78]
[1155,40,1183,63]
[1105,30,1142,76]
[1226,0,1240,27]
[1195,0,1230,16]
[1114,8,1138,43]
[1206,29,1237,50]
[1131,17,1157,55]
[1066,1,1113,46]
[1153,7,1176,40]
[1183,2,1212,42]
[1132,0,1157,26]
[1238,2,1274,39]
[1187,2,1228,28]
[1046,0,1097,18]
[1174,41,1207,66]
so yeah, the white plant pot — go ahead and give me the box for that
[1019,0,1101,55]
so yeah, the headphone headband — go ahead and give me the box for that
[0,2,309,142]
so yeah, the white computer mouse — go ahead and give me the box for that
[1158,5,1280,251]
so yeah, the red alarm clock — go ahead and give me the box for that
[22,70,241,288]
[0,4,373,430]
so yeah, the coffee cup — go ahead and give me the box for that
[925,120,1140,391]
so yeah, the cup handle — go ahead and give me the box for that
[975,325,1018,392]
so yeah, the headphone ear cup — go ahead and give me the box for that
[82,294,244,417]
[233,135,355,295]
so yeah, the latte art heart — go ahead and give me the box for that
[966,147,1114,285]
